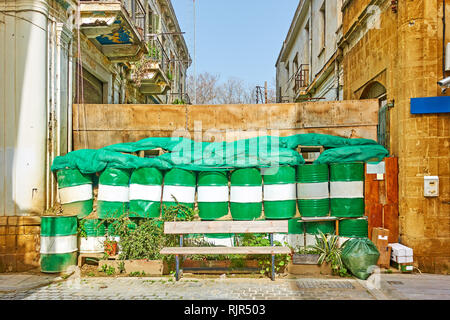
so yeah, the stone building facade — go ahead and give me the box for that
[339,0,450,273]
[0,0,190,272]
[276,0,344,103]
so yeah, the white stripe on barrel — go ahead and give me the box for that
[230,186,262,203]
[98,185,130,202]
[263,184,296,201]
[129,184,162,202]
[297,182,329,199]
[58,184,93,204]
[197,186,229,202]
[330,181,364,198]
[79,237,107,253]
[162,185,196,203]
[40,235,78,254]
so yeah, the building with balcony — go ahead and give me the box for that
[78,0,191,105]
[275,0,344,103]
[0,0,190,271]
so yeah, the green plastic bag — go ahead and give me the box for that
[341,238,380,280]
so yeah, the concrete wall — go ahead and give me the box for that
[72,100,379,150]
[341,0,450,273]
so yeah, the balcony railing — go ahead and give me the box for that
[80,0,146,40]
[122,0,146,38]
[294,64,310,93]
[146,36,170,78]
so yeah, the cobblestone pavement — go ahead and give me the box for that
[0,273,448,300]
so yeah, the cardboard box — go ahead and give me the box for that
[377,245,392,268]
[372,227,389,248]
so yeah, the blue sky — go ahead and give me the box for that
[171,0,299,87]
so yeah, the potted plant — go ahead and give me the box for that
[104,238,118,256]
[292,246,321,265]
[311,230,350,277]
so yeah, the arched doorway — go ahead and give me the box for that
[360,82,388,150]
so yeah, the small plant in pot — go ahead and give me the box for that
[104,239,118,256]
[311,230,350,277]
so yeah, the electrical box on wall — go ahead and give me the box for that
[424,176,439,197]
[446,43,450,71]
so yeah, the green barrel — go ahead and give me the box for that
[83,219,106,237]
[305,221,336,235]
[288,218,305,234]
[287,217,305,249]
[129,168,163,218]
[162,168,196,210]
[304,221,336,247]
[79,219,106,254]
[339,218,369,237]
[197,171,229,220]
[40,215,78,273]
[56,169,93,219]
[330,163,365,217]
[230,168,262,220]
[262,166,296,219]
[97,168,131,219]
[296,164,330,217]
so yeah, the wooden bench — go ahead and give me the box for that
[160,220,291,281]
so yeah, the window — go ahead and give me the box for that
[320,1,326,51]
[293,53,299,75]
[285,62,290,80]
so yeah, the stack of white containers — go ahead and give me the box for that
[388,243,414,271]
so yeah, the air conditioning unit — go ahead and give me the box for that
[446,43,450,71]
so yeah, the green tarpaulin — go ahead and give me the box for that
[51,134,389,173]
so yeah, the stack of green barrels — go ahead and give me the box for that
[45,158,369,273]
[296,164,335,247]
[262,166,297,245]
[330,162,368,246]
[197,171,234,246]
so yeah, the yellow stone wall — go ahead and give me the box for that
[342,0,450,273]
[0,217,41,272]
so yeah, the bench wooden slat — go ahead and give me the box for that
[160,246,292,255]
[163,220,289,234]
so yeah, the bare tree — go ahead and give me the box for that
[187,71,275,105]
[216,77,254,104]
[187,72,220,105]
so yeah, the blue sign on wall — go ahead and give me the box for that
[410,96,450,114]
